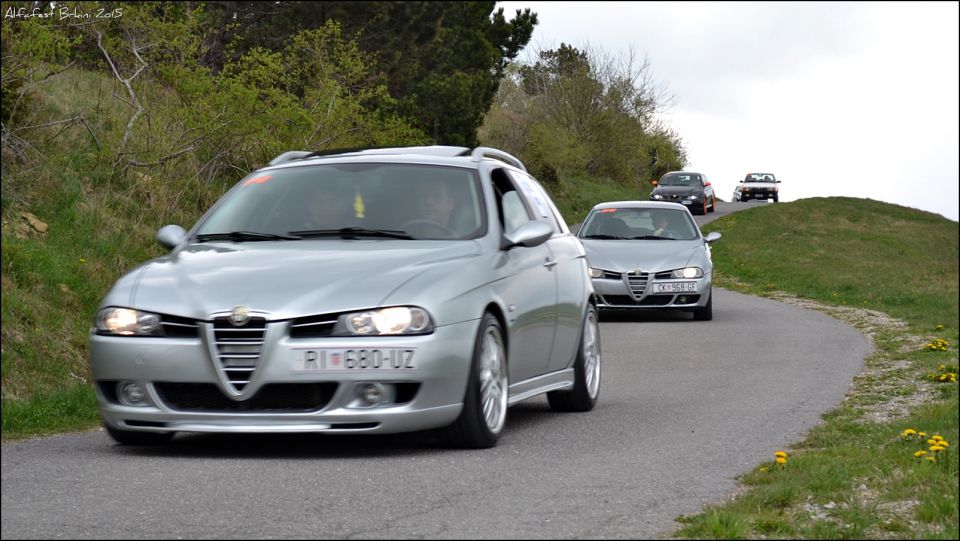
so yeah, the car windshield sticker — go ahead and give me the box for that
[242,174,273,186]
[354,192,365,218]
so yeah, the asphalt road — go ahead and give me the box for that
[1,199,867,539]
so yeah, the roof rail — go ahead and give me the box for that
[470,147,527,172]
[268,151,312,166]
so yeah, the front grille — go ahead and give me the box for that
[161,315,199,338]
[155,382,338,412]
[626,272,649,298]
[213,316,266,392]
[289,313,340,338]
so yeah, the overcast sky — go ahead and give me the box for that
[496,1,960,221]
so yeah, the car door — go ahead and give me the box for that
[508,171,587,375]
[492,170,559,384]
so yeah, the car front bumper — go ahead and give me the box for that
[591,273,711,310]
[740,190,776,200]
[89,319,481,435]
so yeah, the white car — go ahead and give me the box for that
[735,172,781,202]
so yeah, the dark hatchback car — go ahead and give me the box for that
[649,171,716,215]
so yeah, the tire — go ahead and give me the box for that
[548,304,601,412]
[773,195,779,203]
[104,424,174,445]
[693,288,713,321]
[441,313,508,448]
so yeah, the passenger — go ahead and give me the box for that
[298,182,355,230]
[652,212,677,238]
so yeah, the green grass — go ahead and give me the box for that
[703,197,958,330]
[672,201,959,539]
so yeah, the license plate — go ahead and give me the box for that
[653,282,697,293]
[292,348,416,371]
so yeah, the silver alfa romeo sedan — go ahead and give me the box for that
[89,146,600,448]
[577,201,721,320]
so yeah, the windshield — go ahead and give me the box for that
[195,163,485,240]
[657,173,702,187]
[579,207,699,241]
[745,173,776,182]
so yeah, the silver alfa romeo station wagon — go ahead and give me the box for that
[89,146,601,448]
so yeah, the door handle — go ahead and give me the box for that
[544,259,558,269]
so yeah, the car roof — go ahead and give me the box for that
[661,171,705,176]
[590,201,690,211]
[260,146,528,173]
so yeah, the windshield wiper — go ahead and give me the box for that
[288,227,414,240]
[631,235,674,240]
[582,234,627,240]
[195,231,302,242]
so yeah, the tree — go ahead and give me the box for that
[199,1,537,146]
[480,43,685,185]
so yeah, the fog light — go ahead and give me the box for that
[677,296,689,304]
[358,383,385,406]
[118,381,148,406]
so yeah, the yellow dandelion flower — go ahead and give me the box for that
[775,457,787,465]
[902,429,917,437]
[758,467,768,473]
[937,440,949,447]
[930,445,945,453]
[925,456,937,463]
[774,451,788,459]
[927,439,939,445]
[914,450,927,458]
[931,435,944,441]
[936,324,945,330]
[939,364,946,370]
[918,432,927,438]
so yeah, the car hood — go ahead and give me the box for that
[580,239,705,273]
[742,182,777,189]
[106,240,483,320]
[653,186,700,196]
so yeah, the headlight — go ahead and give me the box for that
[671,267,703,279]
[651,194,663,200]
[96,307,162,336]
[588,267,604,278]
[338,306,433,335]
[685,194,700,200]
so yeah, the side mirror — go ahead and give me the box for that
[739,179,745,183]
[504,221,552,249]
[156,224,187,249]
[777,180,782,183]
[704,231,721,244]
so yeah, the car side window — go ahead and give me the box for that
[492,169,533,235]
[508,171,562,234]
[502,192,529,234]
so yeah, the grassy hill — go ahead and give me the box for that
[2,67,957,537]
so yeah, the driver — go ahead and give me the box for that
[415,177,458,230]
